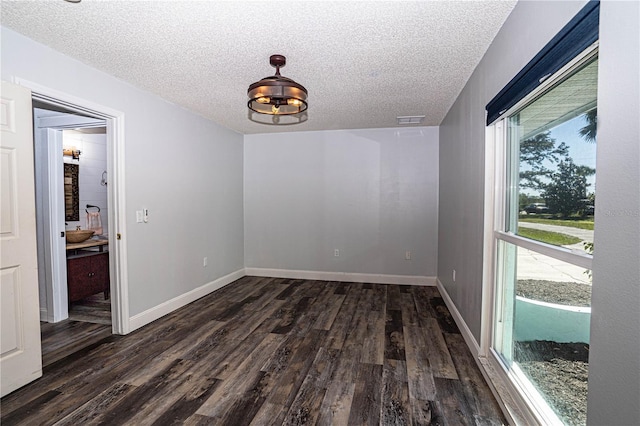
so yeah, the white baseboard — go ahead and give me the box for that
[435,278,480,355]
[128,268,432,334]
[128,268,245,333]
[245,267,436,286]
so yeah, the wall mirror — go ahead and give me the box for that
[64,163,79,221]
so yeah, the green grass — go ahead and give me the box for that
[517,227,582,246]
[519,217,594,230]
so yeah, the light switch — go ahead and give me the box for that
[136,210,143,223]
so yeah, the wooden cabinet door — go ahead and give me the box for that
[67,252,110,302]
[91,253,110,294]
[66,256,92,302]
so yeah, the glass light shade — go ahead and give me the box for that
[248,109,308,125]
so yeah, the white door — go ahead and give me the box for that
[1,80,42,396]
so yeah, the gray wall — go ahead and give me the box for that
[1,27,245,317]
[439,0,640,423]
[587,1,640,424]
[438,0,587,346]
[245,127,439,277]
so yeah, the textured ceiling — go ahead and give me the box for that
[1,1,517,134]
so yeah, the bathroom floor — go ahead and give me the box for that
[69,293,111,325]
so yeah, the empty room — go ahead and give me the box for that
[1,1,638,425]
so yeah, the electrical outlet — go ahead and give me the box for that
[405,250,411,260]
[203,257,208,267]
[453,269,456,282]
[334,249,340,257]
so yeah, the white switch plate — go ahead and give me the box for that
[136,210,143,223]
[405,250,411,260]
[203,257,208,267]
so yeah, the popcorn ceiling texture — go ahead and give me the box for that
[1,1,516,134]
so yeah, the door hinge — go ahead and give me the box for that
[116,233,122,240]
[61,231,65,237]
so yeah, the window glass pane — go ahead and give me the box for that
[493,49,598,426]
[495,242,591,425]
[508,57,597,255]
[493,240,517,362]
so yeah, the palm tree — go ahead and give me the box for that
[579,108,597,142]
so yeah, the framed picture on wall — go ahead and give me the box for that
[64,163,79,221]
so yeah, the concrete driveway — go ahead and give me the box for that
[517,247,591,284]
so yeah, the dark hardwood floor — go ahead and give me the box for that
[40,320,112,368]
[40,293,113,368]
[1,277,507,425]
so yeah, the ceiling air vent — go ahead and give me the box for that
[396,115,425,125]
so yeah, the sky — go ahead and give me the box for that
[520,112,597,198]
[550,113,597,170]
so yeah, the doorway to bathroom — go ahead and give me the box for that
[33,102,113,365]
[17,80,130,369]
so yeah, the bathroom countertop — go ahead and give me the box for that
[66,239,109,252]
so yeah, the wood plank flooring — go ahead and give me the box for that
[40,320,112,368]
[1,277,506,425]
[40,293,113,368]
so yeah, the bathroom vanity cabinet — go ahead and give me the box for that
[66,241,110,302]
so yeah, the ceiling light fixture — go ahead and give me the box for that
[247,55,308,125]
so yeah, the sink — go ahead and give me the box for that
[66,229,95,243]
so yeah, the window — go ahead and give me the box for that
[489,42,598,426]
[484,2,600,423]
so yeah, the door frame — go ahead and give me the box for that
[35,119,107,323]
[34,127,69,323]
[15,77,130,335]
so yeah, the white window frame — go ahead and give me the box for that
[481,42,598,425]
